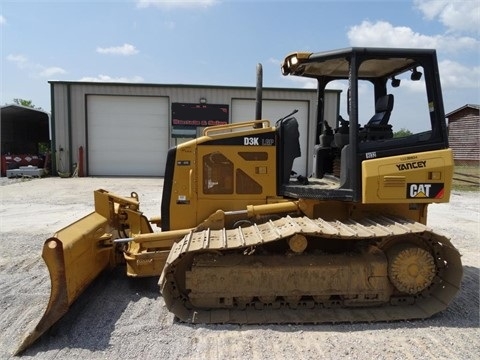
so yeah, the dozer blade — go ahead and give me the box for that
[15,211,115,355]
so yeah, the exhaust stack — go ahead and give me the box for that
[255,63,263,122]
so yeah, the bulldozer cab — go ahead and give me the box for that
[280,47,451,203]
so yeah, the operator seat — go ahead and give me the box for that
[361,94,394,141]
[367,94,394,126]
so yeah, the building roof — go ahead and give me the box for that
[1,103,50,117]
[47,80,328,94]
[445,104,480,118]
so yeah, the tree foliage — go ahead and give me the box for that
[12,98,43,110]
[393,128,413,138]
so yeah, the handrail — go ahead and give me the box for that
[203,120,271,136]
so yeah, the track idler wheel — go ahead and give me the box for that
[387,244,436,294]
[288,234,308,253]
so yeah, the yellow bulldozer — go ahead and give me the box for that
[17,47,462,354]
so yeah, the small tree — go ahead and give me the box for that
[12,98,43,110]
[393,128,413,138]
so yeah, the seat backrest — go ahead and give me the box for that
[367,94,394,126]
[276,117,301,185]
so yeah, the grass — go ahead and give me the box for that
[452,165,480,191]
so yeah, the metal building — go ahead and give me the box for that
[0,104,50,177]
[50,81,339,177]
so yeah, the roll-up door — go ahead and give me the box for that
[87,95,169,176]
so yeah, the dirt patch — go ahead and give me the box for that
[1,178,479,359]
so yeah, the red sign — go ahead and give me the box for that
[172,103,229,128]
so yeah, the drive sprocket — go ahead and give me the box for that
[387,245,436,294]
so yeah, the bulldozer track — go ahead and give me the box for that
[160,215,462,324]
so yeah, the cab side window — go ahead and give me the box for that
[203,152,234,194]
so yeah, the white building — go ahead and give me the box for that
[50,81,339,176]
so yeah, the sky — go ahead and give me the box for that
[1,0,479,117]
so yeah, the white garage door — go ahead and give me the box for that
[87,95,169,176]
[231,99,309,176]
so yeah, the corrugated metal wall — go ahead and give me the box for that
[50,82,339,175]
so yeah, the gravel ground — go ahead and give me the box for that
[0,177,479,359]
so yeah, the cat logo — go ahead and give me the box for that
[409,184,431,198]
[407,183,444,199]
